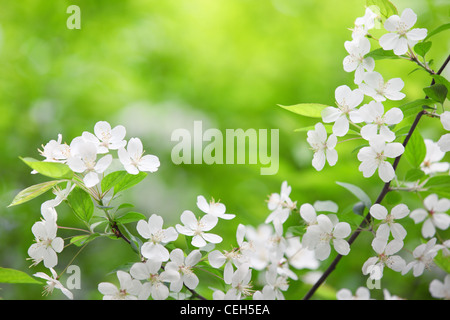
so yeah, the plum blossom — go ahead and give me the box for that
[369,203,410,241]
[343,37,375,84]
[34,268,73,300]
[28,207,64,269]
[321,85,364,137]
[165,249,202,292]
[118,137,160,175]
[67,138,112,188]
[359,71,405,102]
[362,239,405,280]
[137,214,178,262]
[266,181,296,224]
[421,139,449,174]
[410,194,450,238]
[175,210,222,248]
[197,195,235,220]
[302,214,351,261]
[402,238,443,277]
[357,136,404,183]
[98,270,145,300]
[306,122,338,171]
[82,121,126,154]
[358,101,403,142]
[379,8,427,55]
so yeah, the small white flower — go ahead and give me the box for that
[166,249,202,292]
[379,8,427,55]
[357,136,404,183]
[38,134,70,163]
[253,285,276,300]
[28,208,64,269]
[362,239,405,280]
[369,203,409,241]
[284,236,319,270]
[359,71,405,102]
[264,264,289,300]
[438,111,450,152]
[82,121,127,154]
[410,194,450,238]
[336,287,371,300]
[302,214,351,261]
[343,37,375,84]
[34,268,73,300]
[176,210,222,248]
[226,264,253,300]
[402,238,443,277]
[383,289,404,300]
[137,214,178,262]
[307,122,338,171]
[359,101,403,142]
[351,8,378,39]
[421,139,449,174]
[98,271,144,300]
[67,138,112,188]
[266,181,297,224]
[429,275,450,300]
[130,260,179,300]
[322,85,364,137]
[197,195,235,220]
[118,137,160,175]
[41,182,76,210]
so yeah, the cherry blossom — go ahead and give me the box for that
[351,7,378,40]
[82,121,127,154]
[165,249,202,292]
[358,101,403,142]
[98,271,144,300]
[410,194,450,238]
[175,210,222,248]
[321,85,364,137]
[34,268,73,300]
[118,137,160,175]
[343,37,375,84]
[429,275,450,300]
[197,195,235,220]
[402,238,443,277]
[379,8,427,55]
[336,287,371,300]
[421,139,449,174]
[359,71,405,102]
[362,239,406,280]
[266,181,296,224]
[357,136,404,182]
[438,111,450,152]
[306,122,338,171]
[369,203,410,241]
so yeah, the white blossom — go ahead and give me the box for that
[137,214,178,262]
[351,8,378,39]
[165,249,202,292]
[307,122,338,171]
[379,8,427,55]
[343,36,375,84]
[34,268,73,300]
[98,271,144,300]
[362,239,405,280]
[421,139,449,174]
[402,238,443,277]
[82,121,126,154]
[302,214,351,261]
[264,264,289,300]
[358,101,403,142]
[410,194,450,238]
[336,287,371,300]
[438,111,450,152]
[197,195,235,220]
[357,136,404,182]
[38,134,70,164]
[176,210,222,248]
[429,275,450,300]
[118,137,160,175]
[322,85,364,137]
[359,71,405,102]
[369,203,410,241]
[266,181,296,224]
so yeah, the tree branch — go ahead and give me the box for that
[302,54,450,300]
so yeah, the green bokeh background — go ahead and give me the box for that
[0,0,449,300]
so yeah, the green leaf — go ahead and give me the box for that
[425,23,450,41]
[294,124,333,133]
[20,157,73,179]
[424,176,450,197]
[336,181,372,209]
[385,191,402,205]
[413,41,432,58]
[278,103,329,118]
[0,267,42,284]
[405,168,425,181]
[366,48,399,60]
[403,131,426,169]
[101,171,127,193]
[286,225,307,237]
[115,212,147,224]
[113,172,148,195]
[366,0,398,19]
[8,180,64,207]
[434,250,450,273]
[67,187,94,223]
[431,75,450,99]
[398,99,432,118]
[423,84,448,104]
[70,234,99,247]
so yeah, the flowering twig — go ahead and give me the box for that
[303,54,450,300]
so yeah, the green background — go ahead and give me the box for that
[0,0,449,300]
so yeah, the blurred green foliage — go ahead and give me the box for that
[0,0,449,300]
